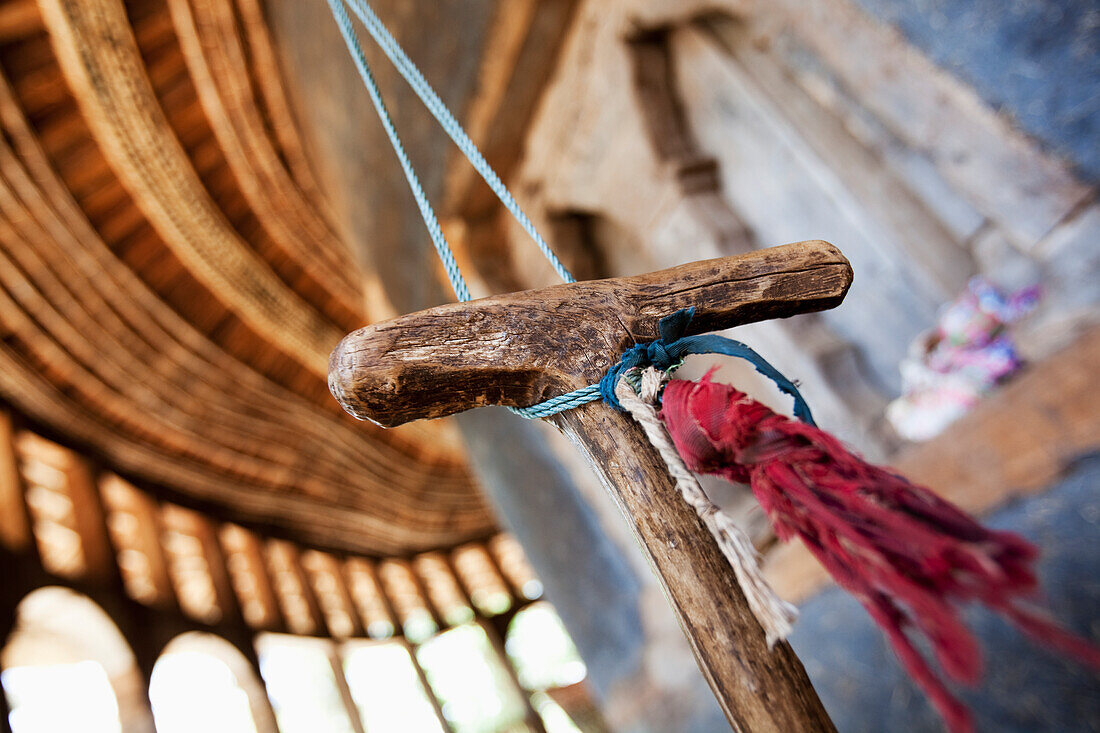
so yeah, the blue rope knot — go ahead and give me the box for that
[327,1,815,426]
[513,308,817,425]
[598,307,696,408]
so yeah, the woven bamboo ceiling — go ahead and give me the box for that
[0,0,574,555]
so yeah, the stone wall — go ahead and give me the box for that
[468,0,1099,729]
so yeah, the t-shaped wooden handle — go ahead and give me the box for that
[330,240,852,426]
[330,240,850,731]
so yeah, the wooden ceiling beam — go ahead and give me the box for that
[0,69,491,554]
[168,0,366,321]
[301,549,364,639]
[451,543,514,618]
[38,0,345,376]
[266,538,324,636]
[0,409,32,553]
[220,523,285,631]
[15,431,116,583]
[412,552,474,629]
[343,557,397,640]
[159,502,231,624]
[377,559,439,642]
[487,533,543,603]
[100,472,178,608]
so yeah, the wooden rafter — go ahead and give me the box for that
[38,0,346,372]
[0,67,488,554]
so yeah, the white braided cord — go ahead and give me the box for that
[615,368,796,647]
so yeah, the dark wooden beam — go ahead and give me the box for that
[331,241,847,730]
[330,240,852,426]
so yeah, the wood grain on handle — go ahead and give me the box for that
[330,240,852,426]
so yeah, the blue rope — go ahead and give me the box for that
[506,385,602,419]
[326,0,471,301]
[330,0,576,293]
[510,309,817,426]
[326,4,812,424]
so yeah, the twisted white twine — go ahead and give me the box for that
[615,367,797,647]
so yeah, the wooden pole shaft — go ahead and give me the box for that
[554,404,835,731]
[329,241,851,730]
[327,648,369,733]
[402,638,455,733]
[329,241,852,426]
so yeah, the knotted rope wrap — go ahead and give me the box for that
[509,306,814,420]
[615,367,797,647]
[329,5,1099,728]
[657,374,1100,733]
[519,308,812,646]
[599,308,814,422]
[526,308,1100,733]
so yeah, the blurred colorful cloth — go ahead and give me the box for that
[888,277,1040,441]
[661,374,1100,733]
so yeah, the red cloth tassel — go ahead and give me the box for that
[659,374,1100,733]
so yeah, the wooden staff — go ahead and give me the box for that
[329,240,849,732]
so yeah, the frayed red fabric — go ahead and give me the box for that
[659,375,1100,733]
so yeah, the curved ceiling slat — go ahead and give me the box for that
[0,74,389,470]
[13,1,455,458]
[0,347,483,552]
[0,218,329,492]
[0,70,466,485]
[168,0,360,310]
[0,67,493,555]
[165,0,368,324]
[0,292,482,546]
[231,0,333,221]
[0,233,487,551]
[38,0,343,376]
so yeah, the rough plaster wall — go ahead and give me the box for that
[852,0,1100,182]
[501,0,1098,729]
[510,1,893,454]
[265,0,498,314]
[268,0,1097,728]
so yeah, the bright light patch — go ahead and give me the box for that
[149,651,256,733]
[417,624,526,733]
[256,635,355,733]
[3,661,121,733]
[505,603,586,691]
[343,641,443,733]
